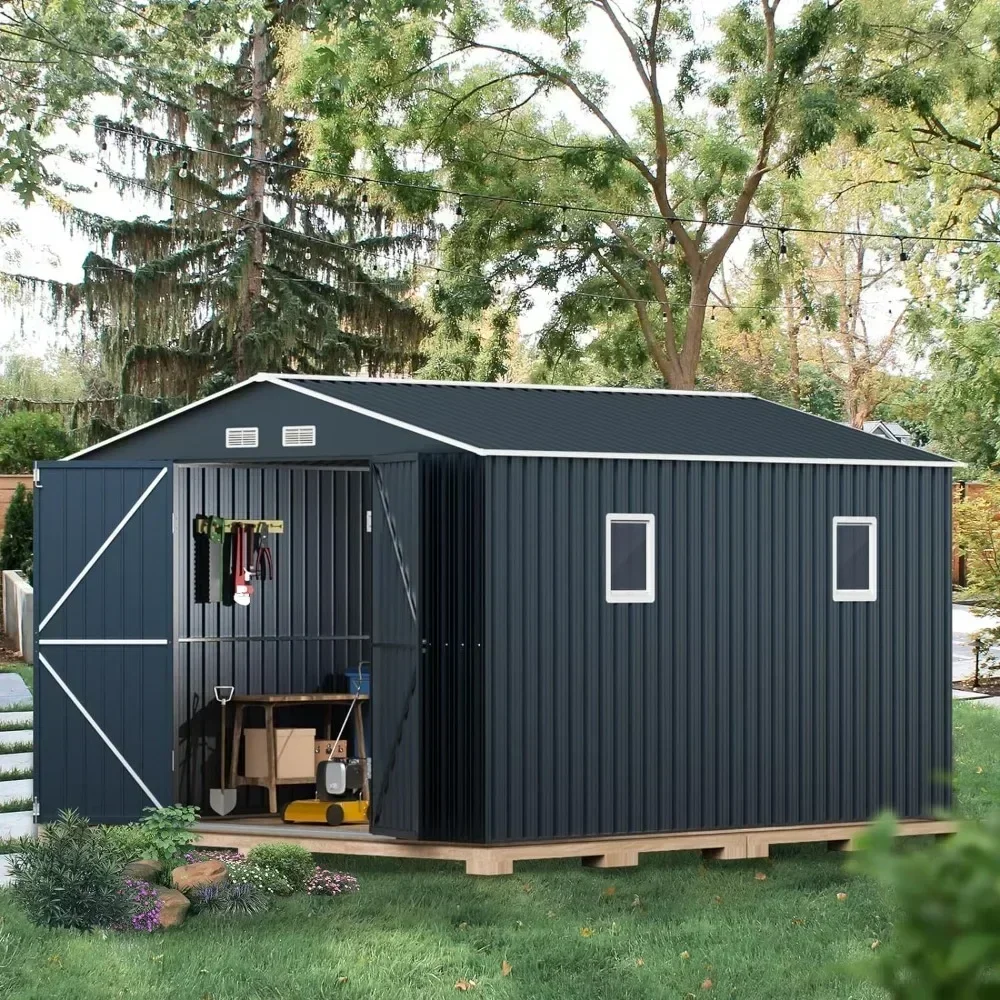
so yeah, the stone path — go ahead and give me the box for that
[0,672,30,709]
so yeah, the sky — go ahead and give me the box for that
[0,0,915,375]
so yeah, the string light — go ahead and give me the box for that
[559,207,569,243]
[779,228,788,255]
[179,159,189,179]
[304,248,312,261]
[455,201,463,219]
[899,239,908,263]
[360,185,370,215]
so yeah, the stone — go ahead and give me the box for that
[124,859,164,882]
[171,859,227,893]
[156,887,190,928]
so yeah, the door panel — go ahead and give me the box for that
[34,462,173,823]
[370,457,422,838]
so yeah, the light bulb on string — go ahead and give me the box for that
[305,247,312,261]
[779,228,788,255]
[455,201,463,220]
[360,183,370,215]
[710,305,717,322]
[559,207,569,243]
[898,239,908,263]
[179,159,189,179]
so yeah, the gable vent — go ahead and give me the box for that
[225,426,259,449]
[282,425,316,447]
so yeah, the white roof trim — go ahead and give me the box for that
[269,373,754,397]
[62,372,961,468]
[63,374,267,460]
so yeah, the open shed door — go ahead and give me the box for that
[34,462,173,824]
[370,456,422,838]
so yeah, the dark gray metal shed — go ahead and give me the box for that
[33,375,956,843]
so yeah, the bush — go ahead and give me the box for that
[224,860,294,896]
[97,824,151,867]
[189,879,267,916]
[305,867,360,897]
[139,804,198,870]
[246,843,315,890]
[0,410,72,474]
[853,813,1000,997]
[0,483,31,576]
[9,810,131,931]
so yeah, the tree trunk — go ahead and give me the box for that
[236,20,269,381]
[783,288,801,407]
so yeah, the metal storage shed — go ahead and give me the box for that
[33,374,955,850]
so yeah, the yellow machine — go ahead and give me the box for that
[282,798,369,826]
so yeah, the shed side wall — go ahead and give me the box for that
[483,458,952,842]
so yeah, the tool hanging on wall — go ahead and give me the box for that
[252,522,273,582]
[232,522,253,607]
[192,515,211,604]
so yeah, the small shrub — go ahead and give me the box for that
[97,824,151,866]
[305,867,359,897]
[190,879,267,916]
[9,809,131,931]
[114,879,162,932]
[853,812,1000,997]
[0,483,31,576]
[224,860,293,896]
[246,843,315,890]
[0,410,72,474]
[139,804,198,869]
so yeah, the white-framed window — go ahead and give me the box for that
[832,516,877,602]
[605,513,655,603]
[225,426,258,449]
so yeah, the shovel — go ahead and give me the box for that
[210,685,237,815]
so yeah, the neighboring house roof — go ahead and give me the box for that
[861,420,914,445]
[67,374,959,466]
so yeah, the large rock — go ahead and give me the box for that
[156,887,190,928]
[171,859,227,893]
[124,859,164,883]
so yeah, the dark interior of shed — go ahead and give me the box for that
[173,463,373,820]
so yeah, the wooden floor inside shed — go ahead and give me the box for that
[192,817,955,876]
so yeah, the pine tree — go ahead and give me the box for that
[70,2,434,404]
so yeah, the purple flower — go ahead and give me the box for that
[114,878,162,932]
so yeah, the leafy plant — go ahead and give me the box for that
[305,867,360,897]
[189,879,267,917]
[0,483,32,577]
[246,843,315,891]
[138,805,198,870]
[0,411,71,474]
[224,860,293,896]
[9,809,131,931]
[853,813,1000,997]
[97,824,154,867]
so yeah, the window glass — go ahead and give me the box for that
[836,523,870,591]
[610,521,648,592]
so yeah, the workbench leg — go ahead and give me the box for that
[265,705,278,814]
[228,705,244,789]
[354,705,370,803]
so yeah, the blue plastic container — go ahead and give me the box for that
[349,670,371,696]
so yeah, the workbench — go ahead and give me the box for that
[227,693,370,814]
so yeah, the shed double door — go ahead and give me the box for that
[34,462,174,823]
[370,456,423,838]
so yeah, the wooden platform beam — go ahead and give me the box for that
[192,818,955,876]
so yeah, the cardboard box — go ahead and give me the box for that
[243,728,316,780]
[315,739,347,760]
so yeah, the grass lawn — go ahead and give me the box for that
[0,701,995,1000]
[0,662,32,695]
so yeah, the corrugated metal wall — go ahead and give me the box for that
[369,457,422,837]
[173,464,370,810]
[420,454,486,842]
[484,458,952,843]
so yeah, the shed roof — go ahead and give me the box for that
[68,374,958,466]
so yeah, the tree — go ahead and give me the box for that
[0,410,71,473]
[0,482,32,576]
[51,0,435,400]
[287,0,872,389]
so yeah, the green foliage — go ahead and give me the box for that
[0,411,71,474]
[9,810,130,931]
[224,860,294,896]
[246,843,315,891]
[138,805,198,870]
[852,813,1000,998]
[97,824,154,868]
[0,484,32,577]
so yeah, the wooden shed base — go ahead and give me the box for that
[192,817,954,876]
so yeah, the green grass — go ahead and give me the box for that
[0,721,31,734]
[0,742,31,755]
[0,798,30,814]
[0,663,32,694]
[0,702,32,714]
[0,768,30,781]
[0,702,994,1000]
